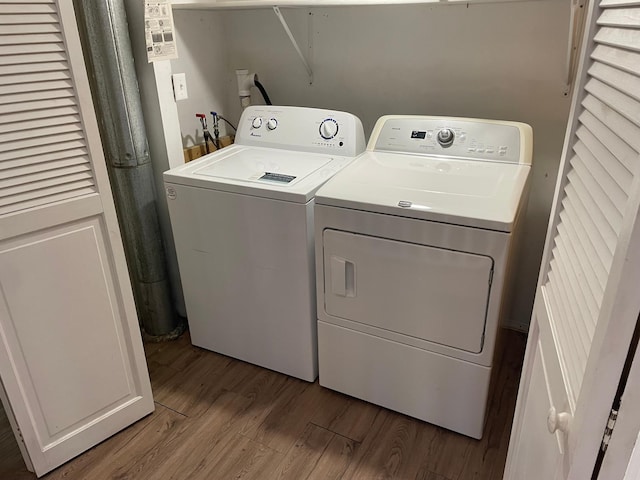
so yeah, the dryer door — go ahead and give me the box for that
[322,229,493,353]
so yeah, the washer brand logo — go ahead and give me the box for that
[250,132,262,137]
[166,186,177,200]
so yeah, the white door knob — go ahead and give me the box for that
[547,407,571,434]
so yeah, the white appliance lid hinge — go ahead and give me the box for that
[601,408,619,453]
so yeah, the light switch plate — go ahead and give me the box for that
[172,73,188,101]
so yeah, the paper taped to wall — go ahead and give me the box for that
[144,0,178,62]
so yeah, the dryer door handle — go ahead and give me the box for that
[330,256,356,297]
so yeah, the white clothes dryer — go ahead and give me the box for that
[314,115,532,438]
[164,106,365,382]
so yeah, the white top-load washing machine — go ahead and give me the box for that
[164,105,365,382]
[314,115,532,439]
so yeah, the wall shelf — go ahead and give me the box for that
[171,0,542,10]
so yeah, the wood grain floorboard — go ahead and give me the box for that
[45,404,186,480]
[196,433,284,480]
[0,329,525,480]
[134,390,256,480]
[274,423,335,479]
[311,390,382,443]
[308,432,357,480]
[0,400,33,480]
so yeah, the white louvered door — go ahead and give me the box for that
[0,1,154,477]
[504,0,640,479]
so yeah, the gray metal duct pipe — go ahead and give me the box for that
[74,0,180,337]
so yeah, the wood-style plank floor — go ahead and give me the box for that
[0,329,525,480]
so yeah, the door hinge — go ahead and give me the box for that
[601,408,618,453]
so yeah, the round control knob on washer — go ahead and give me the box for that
[252,117,263,129]
[319,119,339,140]
[267,118,278,131]
[437,128,455,147]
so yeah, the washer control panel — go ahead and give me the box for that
[236,105,366,157]
[372,116,527,164]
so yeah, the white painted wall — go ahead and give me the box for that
[171,10,232,146]
[140,0,572,329]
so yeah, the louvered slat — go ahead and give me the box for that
[554,226,599,322]
[589,62,640,102]
[0,87,75,106]
[0,187,96,216]
[566,165,618,252]
[591,45,640,76]
[597,9,640,26]
[563,184,614,272]
[0,43,65,56]
[578,109,636,177]
[0,173,94,201]
[549,255,593,354]
[0,60,69,76]
[544,3,640,406]
[3,79,74,95]
[0,14,59,24]
[0,51,67,66]
[0,106,79,128]
[0,3,56,13]
[585,79,640,127]
[3,97,76,115]
[573,134,627,214]
[1,156,90,179]
[544,282,583,408]
[581,95,640,152]
[0,119,81,143]
[0,33,63,45]
[0,1,97,216]
[0,138,86,163]
[1,23,59,34]
[595,27,640,53]
[0,0,55,3]
[0,70,71,87]
[0,148,88,171]
[557,211,606,303]
[0,126,83,149]
[0,131,85,154]
[601,0,640,6]
[0,163,92,188]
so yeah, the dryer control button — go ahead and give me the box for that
[252,117,263,129]
[398,200,412,208]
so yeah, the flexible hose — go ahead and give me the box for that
[254,79,273,105]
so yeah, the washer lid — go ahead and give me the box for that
[315,151,531,232]
[194,148,331,185]
[163,145,354,203]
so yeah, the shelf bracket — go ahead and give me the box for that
[563,0,586,95]
[273,6,313,84]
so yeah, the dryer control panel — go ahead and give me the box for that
[370,116,532,165]
[235,105,366,158]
